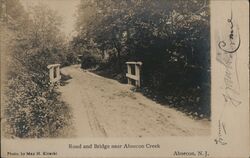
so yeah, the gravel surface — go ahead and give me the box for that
[58,65,210,137]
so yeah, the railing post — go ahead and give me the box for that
[47,64,61,84]
[49,67,54,83]
[127,64,131,84]
[135,64,140,87]
[56,66,61,80]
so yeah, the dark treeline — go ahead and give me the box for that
[72,0,210,118]
[1,0,73,138]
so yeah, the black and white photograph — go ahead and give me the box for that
[1,0,210,138]
[0,0,249,158]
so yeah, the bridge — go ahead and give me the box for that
[47,64,210,137]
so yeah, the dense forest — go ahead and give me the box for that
[72,0,210,118]
[1,0,210,138]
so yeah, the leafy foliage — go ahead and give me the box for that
[2,0,72,138]
[73,0,210,118]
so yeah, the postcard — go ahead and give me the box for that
[1,0,249,157]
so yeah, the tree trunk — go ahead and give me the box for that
[112,39,122,72]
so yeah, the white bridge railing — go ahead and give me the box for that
[126,62,142,87]
[47,64,61,84]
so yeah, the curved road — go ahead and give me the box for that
[58,65,210,137]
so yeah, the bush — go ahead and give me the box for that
[74,0,211,119]
[2,1,73,138]
[80,53,102,69]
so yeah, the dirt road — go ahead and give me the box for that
[58,65,210,137]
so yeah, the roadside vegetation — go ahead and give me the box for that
[72,0,210,119]
[1,0,73,138]
[1,0,210,138]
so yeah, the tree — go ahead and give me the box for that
[2,0,72,138]
[73,0,210,118]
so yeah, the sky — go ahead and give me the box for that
[20,0,80,38]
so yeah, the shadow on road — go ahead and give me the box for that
[78,66,210,121]
[90,68,127,84]
[60,73,72,86]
